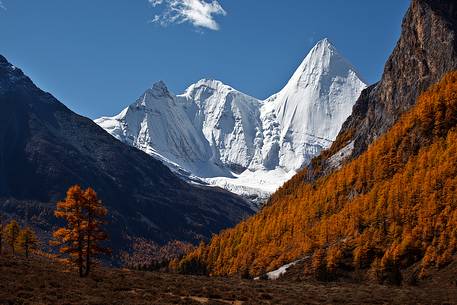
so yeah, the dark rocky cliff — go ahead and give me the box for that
[312,0,457,175]
[0,55,254,248]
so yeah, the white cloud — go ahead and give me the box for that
[150,0,164,6]
[0,1,5,10]
[149,0,227,31]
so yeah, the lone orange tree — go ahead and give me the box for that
[52,185,110,277]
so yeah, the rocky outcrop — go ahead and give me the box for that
[314,0,457,174]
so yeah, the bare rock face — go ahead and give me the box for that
[315,0,457,173]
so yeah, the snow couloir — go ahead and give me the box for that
[95,39,367,205]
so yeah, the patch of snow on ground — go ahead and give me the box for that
[254,260,302,280]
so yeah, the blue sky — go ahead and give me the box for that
[0,0,410,119]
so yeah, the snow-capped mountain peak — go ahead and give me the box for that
[151,80,169,92]
[185,78,233,92]
[290,38,336,80]
[96,39,367,204]
[180,79,239,105]
[145,80,173,99]
[280,38,364,96]
[178,78,263,174]
[255,38,366,172]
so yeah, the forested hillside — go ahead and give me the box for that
[179,72,457,282]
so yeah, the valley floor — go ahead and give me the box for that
[1,256,457,305]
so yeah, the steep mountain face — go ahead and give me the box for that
[97,39,366,201]
[178,79,263,174]
[315,0,457,174]
[255,39,366,172]
[95,81,224,178]
[0,55,254,248]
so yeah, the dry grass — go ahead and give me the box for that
[1,256,456,305]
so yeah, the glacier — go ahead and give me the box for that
[95,39,367,205]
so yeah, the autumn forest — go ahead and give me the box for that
[178,71,457,284]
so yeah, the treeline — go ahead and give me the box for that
[2,185,193,278]
[178,71,457,284]
[121,238,194,271]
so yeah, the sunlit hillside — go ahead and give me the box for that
[180,72,457,283]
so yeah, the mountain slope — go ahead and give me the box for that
[180,71,457,282]
[95,81,225,178]
[178,79,263,174]
[255,38,366,172]
[0,55,254,248]
[312,0,457,176]
[96,39,366,201]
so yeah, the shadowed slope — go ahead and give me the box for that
[0,55,254,248]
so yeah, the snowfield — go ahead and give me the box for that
[203,168,296,204]
[95,39,366,206]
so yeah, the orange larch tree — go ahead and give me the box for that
[82,187,110,276]
[52,185,110,277]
